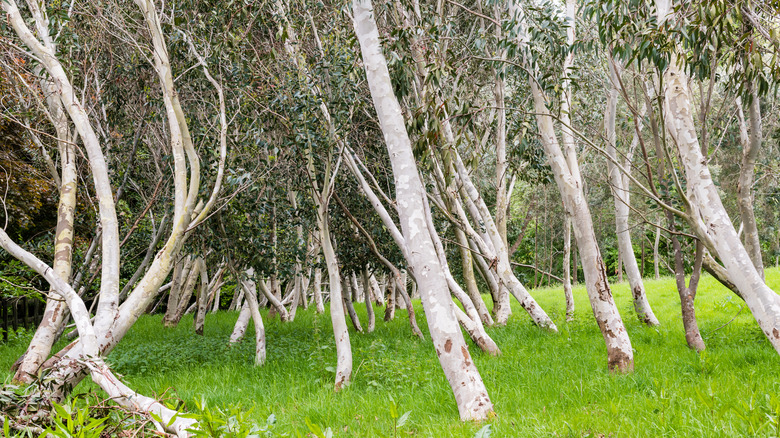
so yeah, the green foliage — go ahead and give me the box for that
[187,398,282,437]
[0,259,44,298]
[43,400,108,438]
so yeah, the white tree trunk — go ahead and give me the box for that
[660,52,780,352]
[384,278,396,321]
[531,78,633,372]
[229,301,251,344]
[563,216,575,321]
[362,269,376,333]
[241,270,266,365]
[343,276,364,332]
[455,228,494,326]
[318,213,353,390]
[15,100,77,381]
[3,0,120,340]
[510,0,632,371]
[736,91,765,279]
[0,225,195,437]
[352,0,493,419]
[314,268,325,313]
[193,259,210,335]
[8,0,223,403]
[449,150,556,330]
[654,221,661,279]
[605,61,659,326]
[258,277,290,322]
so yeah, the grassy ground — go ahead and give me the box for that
[3,270,780,437]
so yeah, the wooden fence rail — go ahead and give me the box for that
[0,296,43,342]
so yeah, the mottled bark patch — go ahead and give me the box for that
[632,285,642,300]
[607,349,633,374]
[461,346,471,366]
[444,339,452,353]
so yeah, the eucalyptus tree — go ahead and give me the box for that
[0,6,82,380]
[386,0,557,331]
[604,59,659,326]
[591,0,780,352]
[0,0,227,430]
[352,0,494,420]
[503,0,635,372]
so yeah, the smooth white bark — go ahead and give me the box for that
[352,0,493,419]
[660,54,780,352]
[605,61,659,326]
[736,92,765,279]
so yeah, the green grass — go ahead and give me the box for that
[3,270,780,437]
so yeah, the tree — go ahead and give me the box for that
[352,0,494,419]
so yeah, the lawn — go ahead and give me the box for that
[2,270,780,437]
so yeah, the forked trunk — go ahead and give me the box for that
[362,269,376,333]
[241,271,266,365]
[659,52,780,352]
[668,215,706,352]
[352,0,493,418]
[15,125,77,382]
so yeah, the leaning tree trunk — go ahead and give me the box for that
[455,228,494,326]
[230,301,251,344]
[654,2,780,350]
[166,257,202,327]
[10,0,224,405]
[362,269,376,333]
[605,60,659,326]
[163,256,192,326]
[516,0,632,371]
[736,88,764,279]
[0,229,196,436]
[241,271,266,365]
[343,276,364,333]
[193,259,210,335]
[663,58,780,351]
[15,109,77,382]
[258,277,290,321]
[352,0,493,419]
[530,79,633,372]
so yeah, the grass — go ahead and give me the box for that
[3,270,780,437]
